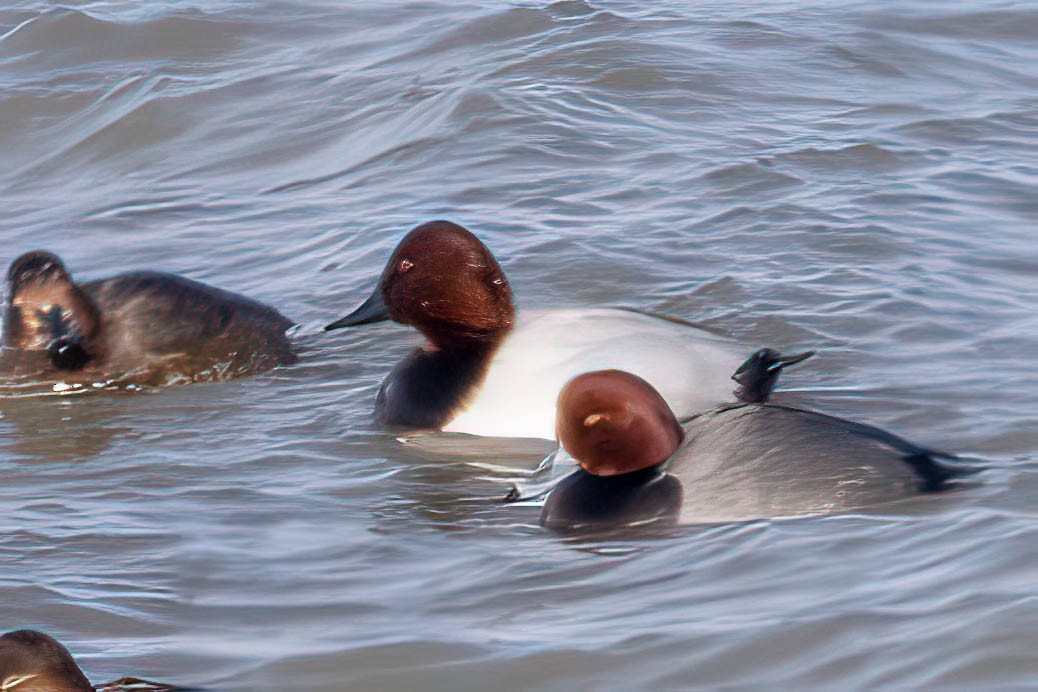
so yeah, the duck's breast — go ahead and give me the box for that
[442,308,743,439]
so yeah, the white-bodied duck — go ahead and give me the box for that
[325,220,742,439]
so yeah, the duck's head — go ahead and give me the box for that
[731,348,814,403]
[0,630,92,692]
[556,370,685,476]
[3,251,101,370]
[325,221,515,348]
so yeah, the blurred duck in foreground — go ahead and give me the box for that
[0,630,187,691]
[540,350,980,529]
[1,251,295,388]
[325,220,743,439]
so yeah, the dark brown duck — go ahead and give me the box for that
[1,251,295,387]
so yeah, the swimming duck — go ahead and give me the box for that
[540,352,977,529]
[325,220,743,439]
[1,251,296,387]
[0,629,183,691]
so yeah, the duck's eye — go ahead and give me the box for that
[398,259,414,273]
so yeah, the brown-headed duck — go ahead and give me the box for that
[325,220,743,439]
[1,251,296,388]
[0,629,185,691]
[540,352,978,529]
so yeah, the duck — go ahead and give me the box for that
[540,351,979,529]
[324,220,743,439]
[1,250,296,387]
[0,629,182,691]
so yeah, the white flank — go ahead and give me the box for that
[443,308,744,439]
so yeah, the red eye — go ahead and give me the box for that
[398,259,414,273]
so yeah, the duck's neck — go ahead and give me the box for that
[375,334,506,429]
[540,463,683,530]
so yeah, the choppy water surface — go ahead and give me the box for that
[1,0,1036,688]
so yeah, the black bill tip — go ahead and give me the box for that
[324,290,390,331]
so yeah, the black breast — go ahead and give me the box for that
[375,343,496,429]
[540,466,683,530]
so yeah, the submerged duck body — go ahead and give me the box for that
[326,220,742,439]
[541,361,976,529]
[2,251,296,387]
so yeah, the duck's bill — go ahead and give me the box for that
[774,350,815,369]
[732,349,816,380]
[762,350,816,374]
[324,291,390,330]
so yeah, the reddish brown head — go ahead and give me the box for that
[0,630,93,691]
[3,251,101,364]
[556,370,685,476]
[326,221,514,348]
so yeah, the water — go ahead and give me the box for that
[1,0,1036,688]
